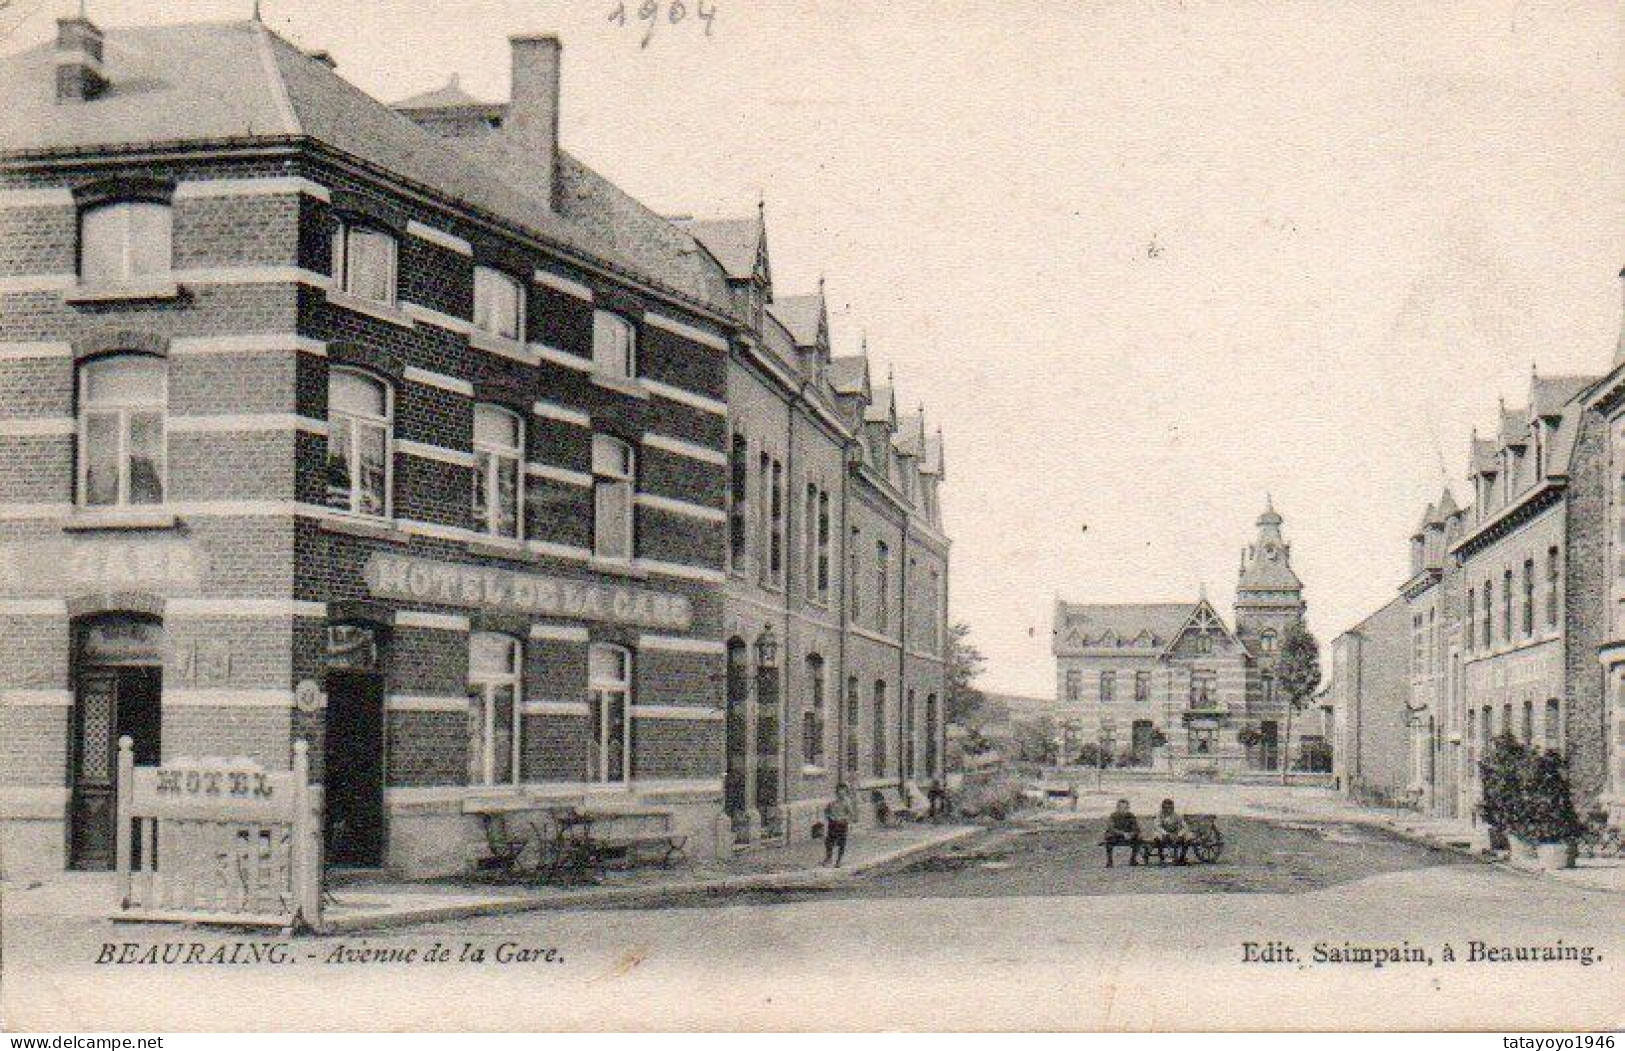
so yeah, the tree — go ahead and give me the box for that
[944,621,988,727]
[1013,715,1057,764]
[1274,622,1322,783]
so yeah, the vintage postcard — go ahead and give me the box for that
[0,0,1621,1035]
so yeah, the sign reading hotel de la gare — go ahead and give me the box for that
[363,553,693,632]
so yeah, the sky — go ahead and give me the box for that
[5,0,1620,696]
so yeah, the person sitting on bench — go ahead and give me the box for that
[1150,798,1195,865]
[1101,798,1142,867]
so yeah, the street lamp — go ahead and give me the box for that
[754,626,779,670]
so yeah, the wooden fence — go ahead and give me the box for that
[114,738,323,930]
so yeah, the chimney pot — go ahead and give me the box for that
[55,16,108,102]
[506,34,562,210]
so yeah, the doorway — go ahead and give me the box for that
[324,670,385,866]
[71,616,163,870]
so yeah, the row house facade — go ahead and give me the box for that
[677,213,951,844]
[0,16,951,875]
[1052,501,1311,777]
[1324,596,1410,803]
[1396,322,1625,826]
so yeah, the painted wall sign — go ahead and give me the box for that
[0,537,207,596]
[362,553,693,631]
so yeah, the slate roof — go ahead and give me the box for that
[0,20,734,314]
[767,294,823,347]
[1237,556,1304,593]
[827,356,869,396]
[1053,601,1195,652]
[866,384,895,424]
[393,74,489,111]
[672,217,760,280]
[1532,374,1596,417]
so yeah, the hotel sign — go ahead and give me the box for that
[363,553,693,631]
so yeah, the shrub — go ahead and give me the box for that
[1515,749,1583,844]
[1477,732,1583,845]
[1236,725,1263,749]
[1477,731,1526,836]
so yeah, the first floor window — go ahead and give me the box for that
[79,354,166,507]
[80,200,171,285]
[474,405,523,538]
[1547,547,1561,628]
[1100,671,1115,704]
[1545,698,1562,750]
[592,310,636,379]
[1064,670,1081,702]
[592,435,635,560]
[1190,670,1216,707]
[728,434,749,569]
[467,633,522,787]
[326,369,391,517]
[589,644,632,783]
[1134,671,1150,702]
[473,266,524,341]
[335,222,396,303]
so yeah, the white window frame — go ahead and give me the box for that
[326,367,394,519]
[592,435,635,561]
[79,200,173,285]
[473,404,525,540]
[334,222,398,305]
[589,643,633,784]
[77,354,167,509]
[473,266,525,342]
[592,310,637,380]
[468,633,523,788]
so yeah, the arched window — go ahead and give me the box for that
[473,404,523,539]
[592,435,635,560]
[78,354,166,507]
[467,632,522,787]
[335,222,397,304]
[589,644,633,783]
[802,654,826,767]
[80,200,171,285]
[1260,629,1277,654]
[592,310,636,379]
[844,675,860,773]
[326,368,391,517]
[473,266,524,341]
[925,693,939,778]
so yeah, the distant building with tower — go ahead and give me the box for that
[1051,500,1318,777]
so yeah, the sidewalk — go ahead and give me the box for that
[1,821,983,934]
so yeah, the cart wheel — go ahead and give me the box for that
[1195,842,1220,864]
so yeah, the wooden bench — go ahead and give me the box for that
[1102,813,1224,867]
[592,810,687,870]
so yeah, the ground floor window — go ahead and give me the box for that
[468,633,521,787]
[1190,726,1217,755]
[589,644,632,783]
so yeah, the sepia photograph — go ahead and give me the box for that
[0,0,1620,1035]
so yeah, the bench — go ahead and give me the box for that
[556,809,687,876]
[1101,813,1224,867]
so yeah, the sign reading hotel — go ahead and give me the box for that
[363,553,693,631]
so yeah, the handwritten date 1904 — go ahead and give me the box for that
[608,0,718,48]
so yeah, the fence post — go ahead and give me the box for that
[291,740,322,931]
[115,736,134,908]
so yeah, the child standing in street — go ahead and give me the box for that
[823,784,857,867]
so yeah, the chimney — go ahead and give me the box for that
[55,15,108,102]
[506,34,562,209]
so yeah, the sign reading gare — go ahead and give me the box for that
[362,553,693,631]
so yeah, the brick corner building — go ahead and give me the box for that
[0,16,951,876]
